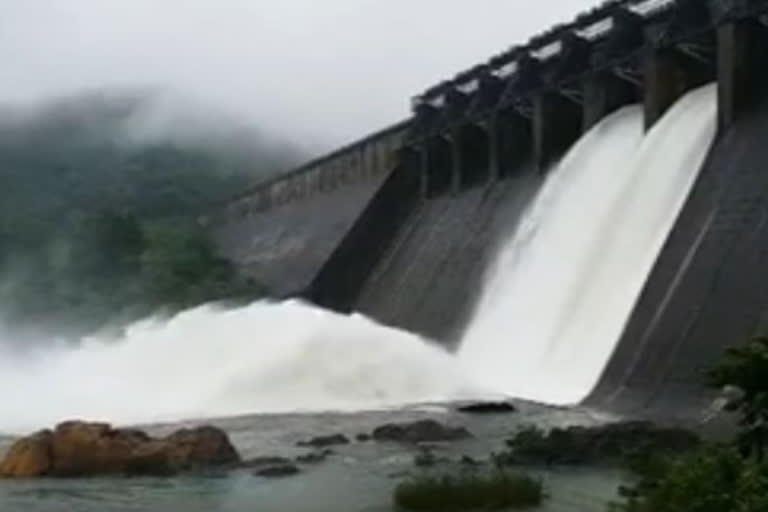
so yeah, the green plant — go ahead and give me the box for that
[708,335,768,459]
[394,467,544,511]
[610,445,768,512]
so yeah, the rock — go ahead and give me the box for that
[0,430,53,478]
[618,485,641,499]
[0,420,240,478]
[241,456,293,468]
[505,421,701,466]
[413,452,438,467]
[296,449,333,464]
[356,434,372,442]
[457,402,517,414]
[161,426,240,471]
[296,434,350,448]
[460,455,481,466]
[372,420,471,444]
[413,447,449,468]
[254,464,300,478]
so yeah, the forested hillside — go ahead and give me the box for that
[0,91,304,337]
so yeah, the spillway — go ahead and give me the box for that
[0,86,721,434]
[459,84,718,405]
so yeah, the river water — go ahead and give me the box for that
[0,402,625,512]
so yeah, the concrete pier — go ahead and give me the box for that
[582,72,639,131]
[533,92,582,172]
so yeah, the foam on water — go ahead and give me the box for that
[0,300,479,433]
[459,84,718,404]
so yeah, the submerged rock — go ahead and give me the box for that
[241,456,293,468]
[0,421,240,478]
[254,464,300,478]
[505,421,701,466]
[413,447,449,468]
[457,402,517,414]
[296,449,333,464]
[296,434,350,448]
[460,455,481,466]
[372,420,471,444]
[355,433,372,442]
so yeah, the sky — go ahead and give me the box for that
[1,0,598,152]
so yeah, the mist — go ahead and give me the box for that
[2,0,598,152]
[0,0,603,337]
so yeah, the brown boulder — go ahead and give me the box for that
[0,430,53,477]
[163,426,241,471]
[0,421,241,478]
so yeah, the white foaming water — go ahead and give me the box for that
[459,84,718,404]
[0,300,479,434]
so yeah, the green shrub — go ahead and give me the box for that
[610,445,768,512]
[394,467,544,511]
[708,335,768,458]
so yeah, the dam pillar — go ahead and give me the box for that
[533,93,582,172]
[582,72,639,131]
[643,49,689,130]
[492,108,532,178]
[643,37,714,130]
[418,143,429,198]
[423,136,454,198]
[449,133,462,195]
[456,123,491,188]
[717,20,768,130]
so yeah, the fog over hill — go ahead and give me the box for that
[0,0,596,149]
[0,90,303,337]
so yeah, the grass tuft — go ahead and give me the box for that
[394,467,544,511]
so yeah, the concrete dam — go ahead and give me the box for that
[210,0,768,418]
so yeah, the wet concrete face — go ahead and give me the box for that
[494,109,532,179]
[457,124,491,189]
[424,136,454,198]
[587,93,768,420]
[533,93,583,172]
[717,20,768,131]
[582,73,639,132]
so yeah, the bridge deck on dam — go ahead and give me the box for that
[355,171,542,344]
[210,122,408,298]
[588,91,768,420]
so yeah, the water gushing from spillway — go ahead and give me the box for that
[0,85,717,433]
[459,84,718,404]
[0,300,479,433]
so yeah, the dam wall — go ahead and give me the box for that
[308,0,725,340]
[587,61,768,419]
[212,0,768,417]
[353,171,541,343]
[311,0,768,414]
[209,122,409,296]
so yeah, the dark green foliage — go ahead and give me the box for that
[708,335,768,458]
[610,334,768,512]
[501,422,699,467]
[0,92,300,335]
[610,446,768,512]
[394,467,544,511]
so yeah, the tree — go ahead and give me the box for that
[139,220,244,308]
[708,335,768,459]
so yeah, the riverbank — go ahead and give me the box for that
[0,401,633,512]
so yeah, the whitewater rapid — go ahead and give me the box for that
[0,300,481,433]
[459,84,718,404]
[0,85,718,433]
